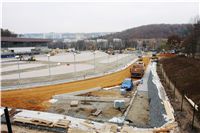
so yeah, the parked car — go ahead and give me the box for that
[121,78,134,91]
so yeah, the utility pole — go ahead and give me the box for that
[73,52,77,79]
[15,55,21,86]
[93,51,96,73]
[47,54,51,79]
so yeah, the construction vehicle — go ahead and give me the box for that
[126,48,135,51]
[130,63,145,78]
[151,54,158,62]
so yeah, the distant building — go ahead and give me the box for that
[113,38,123,49]
[84,40,97,50]
[135,38,167,51]
[96,39,108,50]
[1,37,52,58]
[113,38,122,42]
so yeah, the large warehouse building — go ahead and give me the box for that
[1,37,52,58]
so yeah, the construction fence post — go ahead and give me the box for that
[174,80,176,100]
[4,107,12,133]
[181,89,185,112]
[192,104,196,130]
[169,77,170,88]
[162,66,164,78]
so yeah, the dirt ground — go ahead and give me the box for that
[49,87,135,121]
[49,100,125,122]
[160,56,200,109]
[79,88,132,98]
[126,92,149,127]
[157,62,200,133]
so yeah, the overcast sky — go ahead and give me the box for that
[2,2,199,33]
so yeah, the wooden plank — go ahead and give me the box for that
[92,110,102,116]
[54,119,70,128]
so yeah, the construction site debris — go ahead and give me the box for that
[48,99,58,103]
[100,123,118,133]
[70,101,79,107]
[91,109,102,116]
[114,100,125,109]
[53,119,70,128]
[120,89,127,95]
[108,117,124,123]
[81,120,95,129]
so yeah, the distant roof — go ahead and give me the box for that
[1,37,52,43]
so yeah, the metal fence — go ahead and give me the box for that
[159,63,199,129]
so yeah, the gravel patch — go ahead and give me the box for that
[148,71,167,127]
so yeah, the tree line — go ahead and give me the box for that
[1,29,17,37]
[162,19,200,58]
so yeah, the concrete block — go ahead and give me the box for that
[70,101,79,107]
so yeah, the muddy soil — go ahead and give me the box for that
[157,62,200,133]
[160,56,200,108]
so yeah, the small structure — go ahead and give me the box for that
[70,101,79,107]
[1,37,52,57]
[114,100,125,109]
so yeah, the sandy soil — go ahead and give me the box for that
[1,57,149,111]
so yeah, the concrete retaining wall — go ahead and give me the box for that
[148,71,167,127]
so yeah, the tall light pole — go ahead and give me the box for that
[47,54,51,79]
[15,55,20,86]
[73,52,77,79]
[93,51,96,73]
[117,53,119,67]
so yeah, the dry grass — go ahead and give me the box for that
[1,57,150,111]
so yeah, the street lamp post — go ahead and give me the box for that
[93,51,96,73]
[117,53,119,67]
[73,52,77,79]
[47,54,51,79]
[15,55,20,86]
